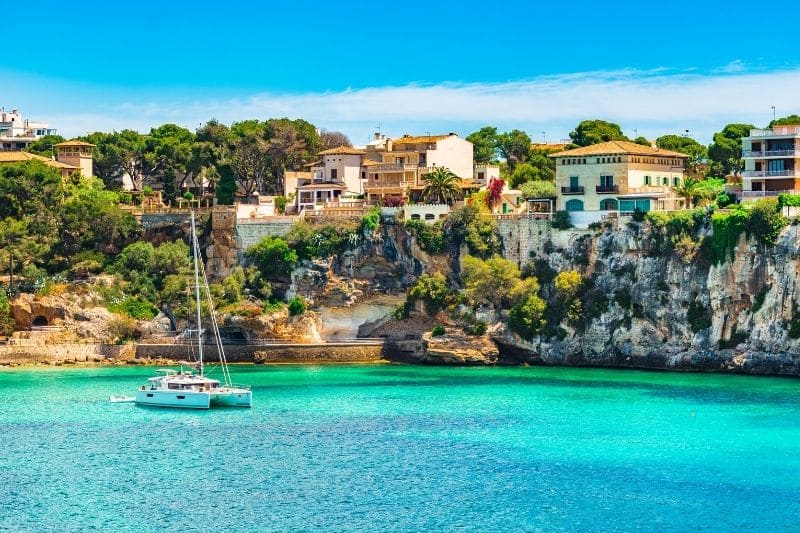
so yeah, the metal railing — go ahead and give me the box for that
[596,184,619,194]
[742,170,796,178]
[561,186,584,194]
[743,149,798,157]
[739,189,793,199]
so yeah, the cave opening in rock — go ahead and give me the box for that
[32,316,49,327]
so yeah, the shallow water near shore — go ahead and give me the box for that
[1,364,798,531]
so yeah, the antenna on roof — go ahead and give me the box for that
[771,105,776,122]
[541,131,546,143]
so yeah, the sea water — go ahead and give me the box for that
[0,364,798,531]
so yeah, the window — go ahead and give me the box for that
[620,199,651,212]
[673,177,680,186]
[330,169,338,181]
[600,199,618,210]
[565,199,584,211]
[411,214,421,220]
[478,172,485,180]
[569,176,579,189]
[644,175,651,185]
[424,213,435,220]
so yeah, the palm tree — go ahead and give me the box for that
[422,167,461,205]
[672,177,698,209]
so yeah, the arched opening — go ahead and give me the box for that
[32,316,49,327]
[424,213,435,220]
[600,199,618,211]
[565,199,584,212]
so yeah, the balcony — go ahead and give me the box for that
[596,184,619,194]
[743,170,797,178]
[749,127,800,137]
[370,163,422,172]
[743,149,799,158]
[740,189,793,200]
[561,186,584,195]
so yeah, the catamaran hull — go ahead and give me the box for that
[211,389,252,407]
[135,390,211,409]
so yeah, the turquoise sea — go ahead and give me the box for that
[1,364,799,531]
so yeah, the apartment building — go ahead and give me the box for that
[741,125,800,199]
[293,145,367,211]
[552,141,688,226]
[0,109,58,151]
[363,133,475,204]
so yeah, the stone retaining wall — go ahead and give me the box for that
[0,344,136,365]
[497,218,552,266]
[135,343,386,363]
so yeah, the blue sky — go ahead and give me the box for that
[3,0,800,142]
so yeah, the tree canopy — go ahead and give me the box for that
[569,120,628,147]
[466,126,499,164]
[708,123,753,177]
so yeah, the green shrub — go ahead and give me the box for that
[463,320,487,336]
[107,315,139,344]
[360,207,381,231]
[444,204,501,258]
[687,301,712,332]
[551,210,572,229]
[0,286,14,335]
[275,196,289,214]
[509,294,546,340]
[751,287,768,313]
[288,296,306,316]
[431,324,445,336]
[246,235,298,279]
[778,193,800,207]
[408,273,450,315]
[109,297,159,320]
[182,191,194,201]
[708,208,749,264]
[748,198,787,246]
[404,219,444,254]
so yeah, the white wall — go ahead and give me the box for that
[426,136,473,179]
[404,203,450,223]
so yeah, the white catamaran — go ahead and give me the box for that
[133,212,252,409]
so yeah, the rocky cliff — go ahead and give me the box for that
[493,220,800,375]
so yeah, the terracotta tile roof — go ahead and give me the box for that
[361,159,382,167]
[303,160,323,167]
[0,151,78,169]
[392,134,453,145]
[318,146,365,156]
[550,140,689,158]
[54,140,95,147]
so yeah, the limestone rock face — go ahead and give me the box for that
[10,291,116,342]
[492,221,800,376]
[420,329,500,365]
[223,309,322,343]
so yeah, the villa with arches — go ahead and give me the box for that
[551,140,689,227]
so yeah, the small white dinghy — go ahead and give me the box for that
[109,395,136,403]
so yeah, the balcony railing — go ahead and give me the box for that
[749,127,800,137]
[743,170,796,178]
[739,189,793,199]
[596,184,619,194]
[369,163,422,172]
[743,149,799,157]
[561,186,584,195]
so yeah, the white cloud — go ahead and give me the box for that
[19,66,800,144]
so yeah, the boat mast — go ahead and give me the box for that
[190,211,204,376]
